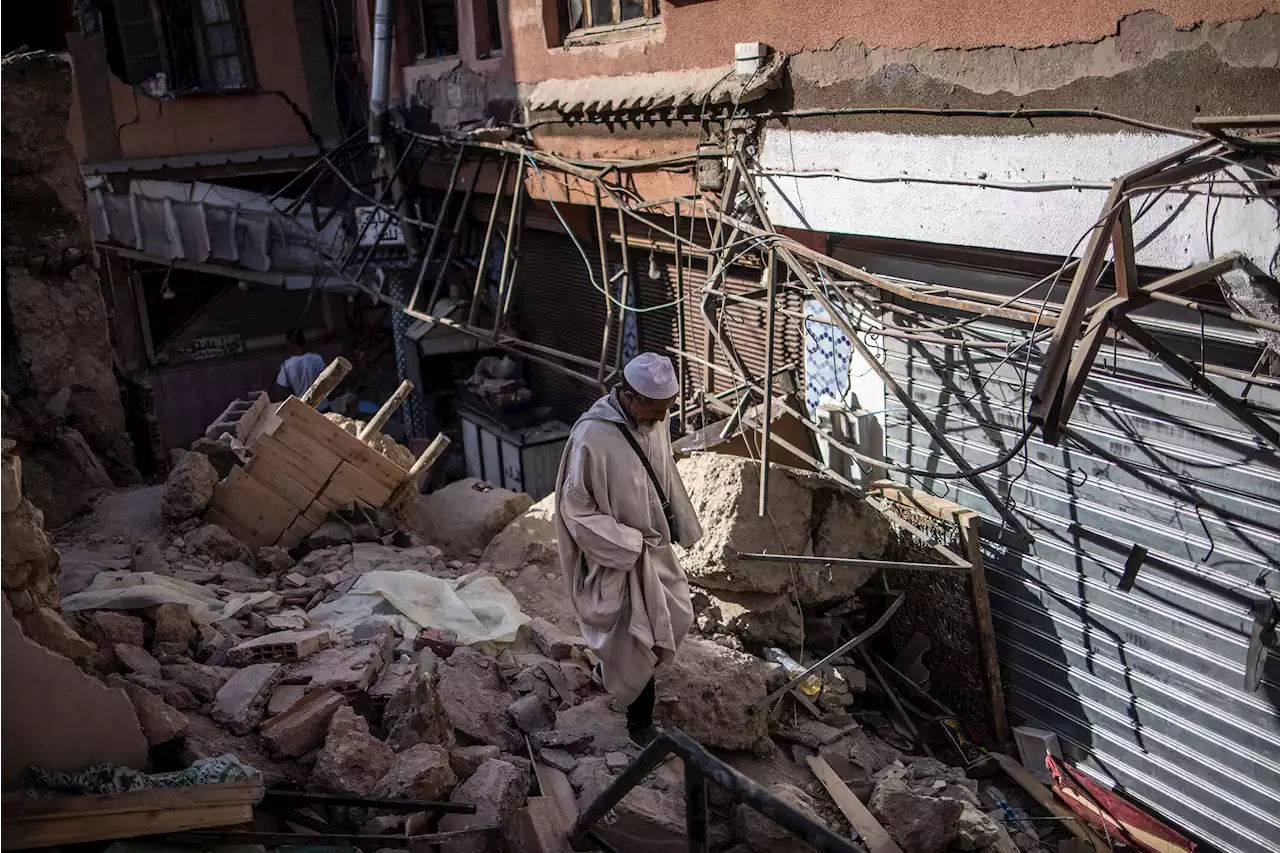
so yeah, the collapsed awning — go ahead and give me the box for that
[523,52,785,114]
[87,178,344,275]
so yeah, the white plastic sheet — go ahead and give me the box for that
[306,570,529,645]
[61,571,277,624]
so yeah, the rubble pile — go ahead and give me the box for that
[5,447,1082,853]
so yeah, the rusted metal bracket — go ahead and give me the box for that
[1029,138,1225,441]
[1110,312,1280,453]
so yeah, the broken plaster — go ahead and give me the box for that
[790,10,1280,96]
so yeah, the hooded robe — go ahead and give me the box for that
[554,390,702,705]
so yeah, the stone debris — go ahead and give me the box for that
[676,454,888,605]
[17,606,98,664]
[211,663,282,735]
[228,627,339,665]
[313,705,394,797]
[439,758,529,853]
[574,757,686,852]
[736,783,828,853]
[267,683,308,716]
[481,492,556,574]
[508,693,556,734]
[90,610,146,647]
[374,742,457,800]
[438,646,521,752]
[384,670,455,750]
[161,661,236,703]
[256,545,295,574]
[115,643,163,676]
[265,609,309,631]
[161,451,218,520]
[259,686,347,757]
[871,759,1020,853]
[408,477,534,555]
[151,602,195,656]
[109,675,189,746]
[450,744,502,779]
[654,637,771,751]
[187,523,254,564]
[529,617,575,660]
[292,642,384,694]
[125,673,200,709]
[538,748,579,774]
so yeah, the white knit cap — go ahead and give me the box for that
[623,353,679,399]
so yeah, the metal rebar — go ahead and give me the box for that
[760,248,777,516]
[737,552,970,572]
[751,592,907,714]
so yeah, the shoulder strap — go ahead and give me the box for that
[612,422,680,543]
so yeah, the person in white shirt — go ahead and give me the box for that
[273,328,328,410]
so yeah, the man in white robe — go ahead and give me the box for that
[554,353,702,746]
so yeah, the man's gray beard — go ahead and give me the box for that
[637,421,657,435]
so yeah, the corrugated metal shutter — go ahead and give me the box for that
[627,244,806,403]
[839,248,1280,853]
[510,229,607,421]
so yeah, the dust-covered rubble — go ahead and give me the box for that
[8,445,1044,853]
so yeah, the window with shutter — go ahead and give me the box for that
[114,0,166,85]
[109,0,254,94]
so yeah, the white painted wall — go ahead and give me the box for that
[759,130,1279,273]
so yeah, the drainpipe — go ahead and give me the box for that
[369,0,395,143]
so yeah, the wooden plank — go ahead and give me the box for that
[960,514,1012,754]
[869,480,977,527]
[275,397,406,488]
[302,499,331,527]
[806,755,903,853]
[203,506,262,549]
[316,479,366,512]
[215,467,299,547]
[2,803,252,849]
[534,764,579,830]
[2,781,263,820]
[252,431,336,493]
[278,513,322,548]
[246,455,315,512]
[989,753,1109,853]
[329,461,393,507]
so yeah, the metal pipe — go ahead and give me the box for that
[368,0,395,144]
[468,153,511,328]
[408,146,465,312]
[430,151,486,310]
[1147,291,1280,334]
[492,155,526,338]
[594,184,615,386]
[673,204,688,431]
[737,552,970,572]
[759,249,777,516]
[614,204,632,370]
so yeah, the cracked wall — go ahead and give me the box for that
[784,11,1280,134]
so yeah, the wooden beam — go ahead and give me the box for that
[299,357,352,408]
[960,513,1013,752]
[806,756,904,853]
[358,380,413,441]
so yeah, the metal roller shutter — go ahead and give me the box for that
[826,242,1280,853]
[509,229,608,422]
